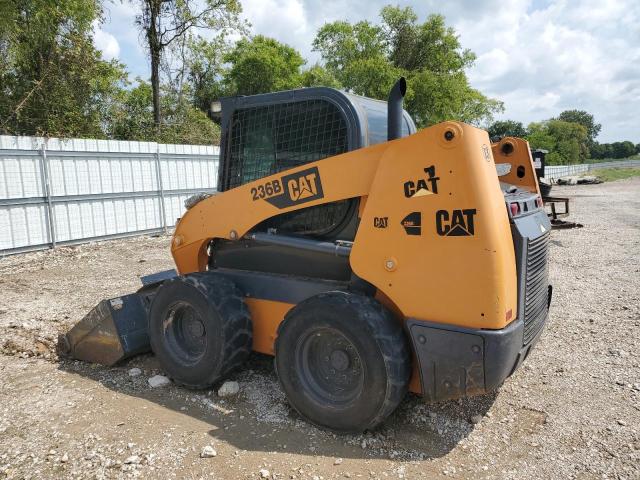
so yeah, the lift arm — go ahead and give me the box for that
[172,121,525,330]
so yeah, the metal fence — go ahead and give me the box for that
[544,159,640,180]
[2,133,637,256]
[0,135,219,256]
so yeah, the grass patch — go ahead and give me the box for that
[590,155,639,163]
[588,167,640,182]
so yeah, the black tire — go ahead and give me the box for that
[275,292,410,432]
[148,273,252,389]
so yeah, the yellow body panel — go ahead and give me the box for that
[171,143,385,273]
[492,137,541,195]
[350,122,518,330]
[171,122,523,379]
[244,298,293,355]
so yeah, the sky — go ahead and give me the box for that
[94,0,640,143]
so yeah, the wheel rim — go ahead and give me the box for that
[296,327,364,405]
[163,302,207,365]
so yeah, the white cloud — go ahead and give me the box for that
[99,2,147,77]
[92,21,120,60]
[450,0,640,141]
[100,0,640,142]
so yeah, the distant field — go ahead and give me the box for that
[590,155,639,163]
[589,167,640,181]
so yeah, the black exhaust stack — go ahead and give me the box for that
[387,77,407,141]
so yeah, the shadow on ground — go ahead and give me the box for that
[57,352,497,461]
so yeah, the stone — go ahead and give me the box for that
[259,468,270,478]
[128,368,142,377]
[217,381,240,397]
[124,455,140,465]
[470,415,483,425]
[200,446,217,458]
[148,375,171,388]
[334,458,343,465]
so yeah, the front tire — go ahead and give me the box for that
[275,292,410,432]
[148,273,252,389]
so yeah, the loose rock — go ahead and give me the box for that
[200,446,217,458]
[218,381,240,397]
[128,368,142,377]
[470,415,483,425]
[148,375,171,388]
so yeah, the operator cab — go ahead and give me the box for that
[210,87,416,280]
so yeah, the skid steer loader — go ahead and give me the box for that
[60,78,552,432]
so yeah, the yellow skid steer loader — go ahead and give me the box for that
[60,78,552,432]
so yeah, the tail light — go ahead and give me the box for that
[510,202,520,216]
[536,196,543,208]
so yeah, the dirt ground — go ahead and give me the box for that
[1,178,639,480]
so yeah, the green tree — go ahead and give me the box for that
[590,141,637,160]
[526,122,556,152]
[610,141,635,159]
[180,36,341,110]
[557,109,601,144]
[589,142,607,159]
[108,81,156,141]
[133,0,244,126]
[0,0,126,137]
[313,6,503,127]
[547,120,589,164]
[381,6,475,74]
[223,35,305,95]
[527,120,589,165]
[300,64,341,89]
[487,120,527,140]
[183,35,229,112]
[157,92,220,144]
[109,79,219,144]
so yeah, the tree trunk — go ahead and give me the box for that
[150,49,161,126]
[147,0,162,127]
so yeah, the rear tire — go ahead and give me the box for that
[275,292,410,432]
[148,273,252,389]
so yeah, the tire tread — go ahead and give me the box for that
[154,272,252,389]
[276,291,410,432]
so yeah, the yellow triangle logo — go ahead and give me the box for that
[296,186,315,200]
[412,188,433,197]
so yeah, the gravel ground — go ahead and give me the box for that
[0,178,638,479]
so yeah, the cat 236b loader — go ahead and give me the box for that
[60,78,552,432]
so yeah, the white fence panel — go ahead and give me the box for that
[0,135,219,255]
[544,159,640,180]
[4,133,634,255]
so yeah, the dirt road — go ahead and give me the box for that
[1,178,639,479]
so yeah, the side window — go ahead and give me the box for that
[225,100,349,189]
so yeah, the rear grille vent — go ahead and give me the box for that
[523,231,550,344]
